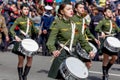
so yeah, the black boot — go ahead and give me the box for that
[102,66,108,80]
[103,66,107,75]
[18,67,23,80]
[22,66,31,80]
[103,75,108,80]
[106,62,113,75]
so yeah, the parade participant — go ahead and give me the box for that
[95,8,120,80]
[0,0,9,50]
[40,5,54,56]
[72,2,100,64]
[72,2,99,44]
[10,3,39,80]
[47,3,95,80]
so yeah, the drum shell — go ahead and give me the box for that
[59,57,88,80]
[12,39,38,57]
[104,37,120,53]
[60,61,80,80]
[18,44,36,57]
[102,46,118,56]
[19,39,39,57]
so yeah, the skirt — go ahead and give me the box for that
[102,46,118,56]
[12,41,25,57]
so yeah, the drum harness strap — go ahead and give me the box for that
[81,18,90,41]
[109,20,112,34]
[58,22,76,55]
[20,18,30,38]
[82,18,85,35]
[104,20,113,35]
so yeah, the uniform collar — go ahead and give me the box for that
[22,14,28,19]
[105,17,111,20]
[75,14,83,19]
[62,17,71,23]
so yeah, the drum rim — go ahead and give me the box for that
[104,37,120,52]
[106,37,120,48]
[65,57,89,79]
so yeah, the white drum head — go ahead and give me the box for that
[66,57,88,78]
[21,39,39,52]
[106,37,120,48]
[88,42,97,53]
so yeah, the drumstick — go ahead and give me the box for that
[50,40,70,62]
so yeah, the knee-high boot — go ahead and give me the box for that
[102,66,108,80]
[106,62,113,75]
[18,67,23,80]
[22,66,31,80]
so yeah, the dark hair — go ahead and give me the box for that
[58,3,71,15]
[104,8,111,12]
[20,3,29,9]
[11,2,17,7]
[74,2,84,14]
[75,1,84,8]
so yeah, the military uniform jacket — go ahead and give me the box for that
[10,15,39,55]
[95,18,120,34]
[47,18,92,53]
[0,14,8,37]
[71,14,95,40]
[10,15,38,38]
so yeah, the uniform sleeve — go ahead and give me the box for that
[10,19,19,37]
[85,27,95,40]
[95,19,104,33]
[46,21,59,53]
[78,32,93,53]
[2,16,8,37]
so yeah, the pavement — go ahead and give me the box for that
[0,51,120,80]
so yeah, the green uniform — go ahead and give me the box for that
[47,18,92,79]
[0,14,8,44]
[95,18,120,33]
[10,16,38,38]
[10,15,38,55]
[95,18,120,55]
[72,14,95,41]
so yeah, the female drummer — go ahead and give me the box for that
[47,3,95,80]
[10,3,39,80]
[95,8,120,80]
[71,2,100,69]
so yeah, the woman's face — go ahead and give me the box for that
[117,4,120,10]
[22,7,29,16]
[104,9,112,18]
[61,4,73,18]
[11,4,17,12]
[75,4,85,14]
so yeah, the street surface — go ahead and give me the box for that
[0,52,120,80]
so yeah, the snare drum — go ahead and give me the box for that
[104,37,120,52]
[18,39,39,57]
[60,57,88,80]
[75,42,97,60]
